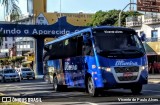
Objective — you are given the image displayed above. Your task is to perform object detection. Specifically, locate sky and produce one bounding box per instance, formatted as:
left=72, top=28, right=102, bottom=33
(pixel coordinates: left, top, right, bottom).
left=0, top=0, right=136, bottom=21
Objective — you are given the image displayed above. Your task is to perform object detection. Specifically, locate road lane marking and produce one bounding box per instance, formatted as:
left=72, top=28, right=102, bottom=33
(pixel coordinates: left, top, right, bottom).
left=86, top=102, right=98, bottom=105
left=0, top=93, right=5, bottom=96
left=97, top=102, right=151, bottom=105
left=143, top=90, right=160, bottom=93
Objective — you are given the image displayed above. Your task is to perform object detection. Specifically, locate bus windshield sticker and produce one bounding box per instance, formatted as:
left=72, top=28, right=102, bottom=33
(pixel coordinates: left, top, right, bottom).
left=104, top=30, right=123, bottom=34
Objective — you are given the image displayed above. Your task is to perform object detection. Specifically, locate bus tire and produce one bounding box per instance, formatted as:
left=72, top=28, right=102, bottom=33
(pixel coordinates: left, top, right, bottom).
left=2, top=77, right=6, bottom=83
left=53, top=76, right=61, bottom=91
left=131, top=85, right=142, bottom=94
left=87, top=76, right=99, bottom=97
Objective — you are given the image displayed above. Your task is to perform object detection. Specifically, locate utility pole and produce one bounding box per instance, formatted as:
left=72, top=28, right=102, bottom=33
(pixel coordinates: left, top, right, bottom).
left=118, top=2, right=137, bottom=26
left=130, top=0, right=135, bottom=11
left=130, top=0, right=131, bottom=11
left=60, top=0, right=62, bottom=17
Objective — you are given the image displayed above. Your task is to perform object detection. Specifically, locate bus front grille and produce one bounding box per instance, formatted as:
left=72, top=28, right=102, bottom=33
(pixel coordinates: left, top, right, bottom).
left=114, top=66, right=139, bottom=73
left=118, top=76, right=137, bottom=81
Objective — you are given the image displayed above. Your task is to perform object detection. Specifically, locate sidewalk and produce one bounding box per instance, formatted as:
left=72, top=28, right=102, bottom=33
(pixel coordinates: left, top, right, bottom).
left=148, top=74, right=160, bottom=84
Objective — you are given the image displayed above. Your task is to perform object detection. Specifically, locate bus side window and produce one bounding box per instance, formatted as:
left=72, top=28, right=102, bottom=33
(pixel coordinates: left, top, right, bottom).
left=68, top=37, right=77, bottom=57
left=83, top=39, right=93, bottom=56
left=76, top=36, right=83, bottom=56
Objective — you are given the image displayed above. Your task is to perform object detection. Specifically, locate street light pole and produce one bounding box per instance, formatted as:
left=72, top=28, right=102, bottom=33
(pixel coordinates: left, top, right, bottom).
left=118, top=3, right=137, bottom=27
left=60, top=0, right=62, bottom=17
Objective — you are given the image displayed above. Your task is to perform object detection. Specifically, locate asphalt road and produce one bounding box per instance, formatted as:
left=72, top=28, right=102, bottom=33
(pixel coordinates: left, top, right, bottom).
left=0, top=79, right=160, bottom=105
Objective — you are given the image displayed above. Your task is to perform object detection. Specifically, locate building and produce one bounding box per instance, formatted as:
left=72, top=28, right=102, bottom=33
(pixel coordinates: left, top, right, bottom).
left=126, top=13, right=160, bottom=74
left=12, top=13, right=34, bottom=24
left=0, top=37, right=16, bottom=58
left=15, top=37, right=35, bottom=56
left=0, top=21, right=15, bottom=58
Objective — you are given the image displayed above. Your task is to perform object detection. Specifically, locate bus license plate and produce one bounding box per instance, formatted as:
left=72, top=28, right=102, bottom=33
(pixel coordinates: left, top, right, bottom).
left=123, top=72, right=133, bottom=77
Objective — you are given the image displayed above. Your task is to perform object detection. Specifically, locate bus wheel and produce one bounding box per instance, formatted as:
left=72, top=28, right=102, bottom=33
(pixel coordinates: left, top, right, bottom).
left=87, top=77, right=99, bottom=97
left=131, top=85, right=142, bottom=94
left=53, top=76, right=60, bottom=91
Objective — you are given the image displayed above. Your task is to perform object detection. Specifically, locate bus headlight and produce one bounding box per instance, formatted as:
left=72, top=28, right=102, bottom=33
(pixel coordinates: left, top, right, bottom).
left=98, top=67, right=111, bottom=72
left=140, top=65, right=148, bottom=71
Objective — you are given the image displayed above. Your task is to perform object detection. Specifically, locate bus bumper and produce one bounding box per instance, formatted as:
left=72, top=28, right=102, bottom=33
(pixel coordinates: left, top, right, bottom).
left=102, top=71, right=148, bottom=89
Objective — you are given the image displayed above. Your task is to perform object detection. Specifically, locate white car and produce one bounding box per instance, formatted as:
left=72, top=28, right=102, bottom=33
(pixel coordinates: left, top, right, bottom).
left=20, top=68, right=35, bottom=80
left=0, top=68, right=21, bottom=82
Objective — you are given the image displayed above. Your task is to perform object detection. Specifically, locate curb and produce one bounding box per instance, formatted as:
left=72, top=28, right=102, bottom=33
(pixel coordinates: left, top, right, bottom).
left=148, top=80, right=160, bottom=84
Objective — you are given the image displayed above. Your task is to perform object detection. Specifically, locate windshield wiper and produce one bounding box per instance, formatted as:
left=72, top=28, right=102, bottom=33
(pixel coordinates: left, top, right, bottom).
left=99, top=49, right=123, bottom=54
left=110, top=49, right=123, bottom=54
left=122, top=48, right=143, bottom=54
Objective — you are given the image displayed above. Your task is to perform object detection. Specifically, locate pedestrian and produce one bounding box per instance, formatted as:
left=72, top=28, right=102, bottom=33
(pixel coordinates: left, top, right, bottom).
left=153, top=61, right=157, bottom=74
left=148, top=63, right=152, bottom=74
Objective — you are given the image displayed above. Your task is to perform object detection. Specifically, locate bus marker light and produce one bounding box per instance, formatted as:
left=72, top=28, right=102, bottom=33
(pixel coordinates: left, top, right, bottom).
left=98, top=67, right=101, bottom=69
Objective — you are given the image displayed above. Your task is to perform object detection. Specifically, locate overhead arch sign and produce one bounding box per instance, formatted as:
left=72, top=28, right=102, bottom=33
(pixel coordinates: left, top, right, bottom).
left=0, top=17, right=88, bottom=37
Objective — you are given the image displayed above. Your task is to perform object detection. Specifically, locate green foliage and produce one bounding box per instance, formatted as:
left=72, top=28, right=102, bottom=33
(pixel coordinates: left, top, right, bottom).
left=22, top=63, right=27, bottom=67
left=0, top=57, right=10, bottom=65
left=0, top=56, right=24, bottom=66
left=0, top=0, right=21, bottom=21
left=10, top=9, right=21, bottom=21
left=15, top=56, right=25, bottom=62
left=87, top=10, right=143, bottom=27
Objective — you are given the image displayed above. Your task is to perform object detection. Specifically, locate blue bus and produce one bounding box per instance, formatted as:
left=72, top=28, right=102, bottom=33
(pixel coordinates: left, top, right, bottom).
left=43, top=26, right=148, bottom=96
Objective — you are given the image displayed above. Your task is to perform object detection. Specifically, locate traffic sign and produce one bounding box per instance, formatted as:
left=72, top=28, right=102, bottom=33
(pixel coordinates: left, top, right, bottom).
left=137, top=0, right=160, bottom=12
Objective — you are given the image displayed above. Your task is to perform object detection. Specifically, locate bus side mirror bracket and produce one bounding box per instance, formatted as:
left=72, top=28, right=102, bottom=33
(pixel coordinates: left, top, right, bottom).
left=83, top=36, right=88, bottom=44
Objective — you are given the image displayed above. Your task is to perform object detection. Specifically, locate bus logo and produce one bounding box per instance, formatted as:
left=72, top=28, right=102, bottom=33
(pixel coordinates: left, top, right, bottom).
left=66, top=58, right=70, bottom=61
left=64, top=62, right=77, bottom=70
left=115, top=60, right=138, bottom=66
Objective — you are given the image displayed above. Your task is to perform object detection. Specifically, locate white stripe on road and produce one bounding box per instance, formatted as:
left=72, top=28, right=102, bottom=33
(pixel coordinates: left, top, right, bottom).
left=97, top=102, right=149, bottom=105
left=86, top=102, right=98, bottom=105
left=143, top=90, right=160, bottom=93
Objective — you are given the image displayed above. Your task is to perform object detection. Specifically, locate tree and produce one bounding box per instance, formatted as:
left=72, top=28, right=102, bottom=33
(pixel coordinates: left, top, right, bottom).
left=10, top=8, right=21, bottom=21
left=87, top=10, right=142, bottom=27
left=0, top=0, right=21, bottom=21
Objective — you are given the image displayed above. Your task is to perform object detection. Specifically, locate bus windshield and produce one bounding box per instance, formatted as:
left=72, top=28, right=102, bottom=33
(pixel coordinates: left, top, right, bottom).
left=93, top=29, right=145, bottom=58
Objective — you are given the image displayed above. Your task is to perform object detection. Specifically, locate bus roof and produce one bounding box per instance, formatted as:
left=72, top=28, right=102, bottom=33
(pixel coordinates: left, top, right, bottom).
left=45, top=26, right=134, bottom=45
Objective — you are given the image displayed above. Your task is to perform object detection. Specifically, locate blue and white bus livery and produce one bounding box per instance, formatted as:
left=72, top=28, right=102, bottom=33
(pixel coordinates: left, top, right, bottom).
left=43, top=26, right=148, bottom=96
